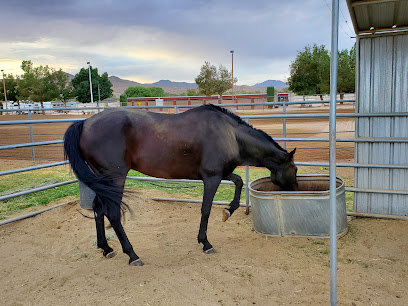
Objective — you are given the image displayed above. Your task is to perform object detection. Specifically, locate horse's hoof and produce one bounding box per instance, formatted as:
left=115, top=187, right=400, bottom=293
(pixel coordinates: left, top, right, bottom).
left=204, top=247, right=217, bottom=254
left=105, top=251, right=117, bottom=258
left=129, top=259, right=144, bottom=266
left=222, top=209, right=231, bottom=222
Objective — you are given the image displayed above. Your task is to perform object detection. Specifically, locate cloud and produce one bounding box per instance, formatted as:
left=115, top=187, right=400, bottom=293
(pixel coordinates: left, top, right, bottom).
left=0, top=0, right=356, bottom=85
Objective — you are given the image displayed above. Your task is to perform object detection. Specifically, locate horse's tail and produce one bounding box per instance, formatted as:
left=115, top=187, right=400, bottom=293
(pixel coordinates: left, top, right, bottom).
left=64, top=120, right=123, bottom=214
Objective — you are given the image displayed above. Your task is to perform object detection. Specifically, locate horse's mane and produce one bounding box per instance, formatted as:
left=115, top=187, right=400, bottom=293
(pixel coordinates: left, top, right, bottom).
left=200, top=104, right=287, bottom=152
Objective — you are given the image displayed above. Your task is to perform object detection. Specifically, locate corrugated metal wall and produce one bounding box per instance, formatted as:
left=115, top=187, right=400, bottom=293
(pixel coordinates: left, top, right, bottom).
left=355, top=33, right=408, bottom=215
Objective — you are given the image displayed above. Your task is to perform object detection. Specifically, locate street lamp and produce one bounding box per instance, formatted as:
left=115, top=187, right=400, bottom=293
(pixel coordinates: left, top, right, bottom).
left=87, top=62, right=94, bottom=104
left=1, top=69, right=7, bottom=103
left=230, top=50, right=234, bottom=102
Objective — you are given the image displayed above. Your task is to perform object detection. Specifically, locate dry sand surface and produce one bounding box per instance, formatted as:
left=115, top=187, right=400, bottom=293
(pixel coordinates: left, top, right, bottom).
left=1, top=189, right=408, bottom=305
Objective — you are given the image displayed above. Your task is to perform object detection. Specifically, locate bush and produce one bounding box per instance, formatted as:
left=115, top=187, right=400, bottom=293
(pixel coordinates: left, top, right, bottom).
left=267, top=86, right=275, bottom=102
left=149, top=87, right=165, bottom=97
left=120, top=94, right=128, bottom=102
left=187, top=89, right=197, bottom=96
left=124, top=86, right=152, bottom=98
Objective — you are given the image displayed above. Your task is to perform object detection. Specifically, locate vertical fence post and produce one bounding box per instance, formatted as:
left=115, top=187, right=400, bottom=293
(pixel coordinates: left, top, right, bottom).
left=329, top=0, right=339, bottom=305
left=28, top=110, right=35, bottom=161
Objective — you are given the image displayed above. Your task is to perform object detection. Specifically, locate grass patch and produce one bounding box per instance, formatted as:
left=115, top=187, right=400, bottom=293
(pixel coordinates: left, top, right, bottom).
left=0, top=164, right=355, bottom=220
left=125, top=168, right=255, bottom=203
left=346, top=192, right=354, bottom=212
left=0, top=167, right=73, bottom=195
left=0, top=166, right=79, bottom=220
left=312, top=241, right=326, bottom=246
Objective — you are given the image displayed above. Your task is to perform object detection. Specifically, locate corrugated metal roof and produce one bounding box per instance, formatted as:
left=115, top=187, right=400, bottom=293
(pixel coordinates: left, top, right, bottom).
left=347, top=0, right=408, bottom=34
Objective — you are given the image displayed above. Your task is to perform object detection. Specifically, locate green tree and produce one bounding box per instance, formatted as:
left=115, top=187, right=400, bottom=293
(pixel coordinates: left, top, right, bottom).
left=195, top=61, right=237, bottom=96
left=288, top=44, right=330, bottom=97
left=54, top=69, right=74, bottom=105
left=316, top=47, right=330, bottom=98
left=71, top=67, right=113, bottom=103
left=337, top=45, right=356, bottom=95
left=96, top=72, right=113, bottom=101
left=0, top=73, right=18, bottom=102
left=288, top=44, right=355, bottom=99
left=18, top=60, right=59, bottom=112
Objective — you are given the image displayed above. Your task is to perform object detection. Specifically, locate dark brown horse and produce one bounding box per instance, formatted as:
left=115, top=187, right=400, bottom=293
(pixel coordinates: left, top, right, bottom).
left=64, top=104, right=297, bottom=266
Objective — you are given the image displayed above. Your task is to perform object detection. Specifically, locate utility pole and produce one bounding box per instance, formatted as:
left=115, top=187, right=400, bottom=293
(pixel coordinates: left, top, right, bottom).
left=97, top=83, right=100, bottom=112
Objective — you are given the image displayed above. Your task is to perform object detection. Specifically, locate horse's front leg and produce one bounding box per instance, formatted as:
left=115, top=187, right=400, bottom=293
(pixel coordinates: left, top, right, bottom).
left=222, top=173, right=243, bottom=222
left=198, top=175, right=222, bottom=254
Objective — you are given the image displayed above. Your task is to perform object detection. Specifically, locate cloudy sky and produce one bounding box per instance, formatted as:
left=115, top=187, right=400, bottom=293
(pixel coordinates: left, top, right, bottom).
left=0, top=0, right=356, bottom=85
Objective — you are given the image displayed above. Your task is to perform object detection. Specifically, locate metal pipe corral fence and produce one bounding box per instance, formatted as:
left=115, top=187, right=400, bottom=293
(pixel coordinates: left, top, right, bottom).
left=1, top=99, right=407, bottom=203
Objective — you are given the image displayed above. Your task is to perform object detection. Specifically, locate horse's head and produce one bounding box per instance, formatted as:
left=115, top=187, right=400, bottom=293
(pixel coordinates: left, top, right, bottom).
left=269, top=148, right=298, bottom=191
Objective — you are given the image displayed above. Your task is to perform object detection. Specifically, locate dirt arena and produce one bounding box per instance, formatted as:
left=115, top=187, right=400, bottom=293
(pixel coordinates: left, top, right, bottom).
left=1, top=190, right=408, bottom=305
left=2, top=104, right=408, bottom=305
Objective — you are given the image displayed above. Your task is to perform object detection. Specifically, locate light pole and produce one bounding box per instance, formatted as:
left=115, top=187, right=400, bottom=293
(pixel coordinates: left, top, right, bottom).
left=230, top=50, right=234, bottom=102
left=87, top=62, right=94, bottom=104
left=1, top=69, right=7, bottom=103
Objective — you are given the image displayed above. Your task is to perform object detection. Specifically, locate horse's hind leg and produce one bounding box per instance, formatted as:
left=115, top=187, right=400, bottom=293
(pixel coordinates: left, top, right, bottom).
left=106, top=176, right=142, bottom=266
left=94, top=198, right=116, bottom=258
left=106, top=205, right=143, bottom=266
left=93, top=173, right=142, bottom=266
left=222, top=173, right=243, bottom=222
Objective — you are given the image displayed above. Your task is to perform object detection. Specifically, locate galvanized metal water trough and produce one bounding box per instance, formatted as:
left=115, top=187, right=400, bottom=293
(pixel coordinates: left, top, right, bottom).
left=249, top=175, right=347, bottom=238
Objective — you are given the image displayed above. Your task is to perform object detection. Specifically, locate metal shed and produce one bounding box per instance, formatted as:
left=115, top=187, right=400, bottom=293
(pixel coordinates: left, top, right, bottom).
left=347, top=0, right=408, bottom=215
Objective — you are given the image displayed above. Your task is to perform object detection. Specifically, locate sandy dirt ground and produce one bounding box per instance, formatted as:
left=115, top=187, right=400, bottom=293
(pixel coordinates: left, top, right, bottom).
left=2, top=104, right=408, bottom=305
left=1, top=189, right=408, bottom=306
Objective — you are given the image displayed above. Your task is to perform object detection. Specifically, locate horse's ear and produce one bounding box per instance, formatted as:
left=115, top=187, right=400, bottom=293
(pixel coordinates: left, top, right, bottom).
left=289, top=148, right=296, bottom=159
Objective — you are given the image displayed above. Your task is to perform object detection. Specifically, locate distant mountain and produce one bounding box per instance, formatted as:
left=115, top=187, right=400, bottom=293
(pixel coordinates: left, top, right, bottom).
left=108, top=76, right=143, bottom=96
left=253, top=80, right=288, bottom=88
left=108, top=76, right=198, bottom=96
left=66, top=73, right=75, bottom=81
left=107, top=75, right=287, bottom=97
left=67, top=72, right=288, bottom=97
left=148, top=80, right=197, bottom=88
